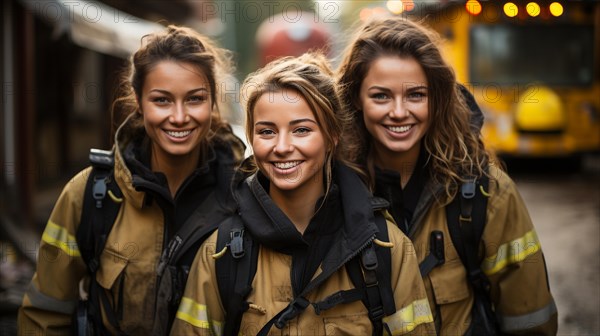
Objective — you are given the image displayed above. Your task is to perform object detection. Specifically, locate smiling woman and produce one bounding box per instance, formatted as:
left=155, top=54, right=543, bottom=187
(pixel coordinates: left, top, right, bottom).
left=337, top=17, right=558, bottom=335
left=170, top=53, right=435, bottom=336
left=139, top=61, right=213, bottom=194
left=251, top=89, right=327, bottom=224
left=18, top=25, right=245, bottom=335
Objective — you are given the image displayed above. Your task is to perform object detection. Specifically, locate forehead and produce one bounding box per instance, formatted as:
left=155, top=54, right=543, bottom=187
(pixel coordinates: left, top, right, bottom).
left=253, top=89, right=316, bottom=121
left=144, top=61, right=209, bottom=87
left=363, top=56, right=427, bottom=87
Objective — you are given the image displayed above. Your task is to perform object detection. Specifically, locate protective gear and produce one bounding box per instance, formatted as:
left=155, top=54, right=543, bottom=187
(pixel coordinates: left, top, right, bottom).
left=18, top=116, right=244, bottom=335
left=376, top=164, right=558, bottom=335
left=171, top=163, right=436, bottom=335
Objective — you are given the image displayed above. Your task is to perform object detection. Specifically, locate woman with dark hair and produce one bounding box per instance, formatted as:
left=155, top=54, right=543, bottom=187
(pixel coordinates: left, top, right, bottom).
left=19, top=25, right=244, bottom=335
left=337, top=18, right=557, bottom=335
left=171, top=53, right=434, bottom=335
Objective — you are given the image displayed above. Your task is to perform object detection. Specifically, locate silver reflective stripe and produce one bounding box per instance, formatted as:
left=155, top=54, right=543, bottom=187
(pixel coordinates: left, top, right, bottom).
left=26, top=283, right=78, bottom=315
left=498, top=300, right=557, bottom=332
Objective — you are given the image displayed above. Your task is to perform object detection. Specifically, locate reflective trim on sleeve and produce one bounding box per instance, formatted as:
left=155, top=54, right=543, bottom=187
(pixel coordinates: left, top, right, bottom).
left=42, top=220, right=81, bottom=257
left=26, top=283, right=78, bottom=315
left=175, top=297, right=223, bottom=335
left=383, top=298, right=433, bottom=335
left=498, top=300, right=557, bottom=332
left=481, top=230, right=540, bottom=276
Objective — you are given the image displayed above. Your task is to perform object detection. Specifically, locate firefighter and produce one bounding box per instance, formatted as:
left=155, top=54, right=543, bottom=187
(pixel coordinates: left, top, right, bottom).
left=18, top=25, right=244, bottom=335
left=337, top=17, right=558, bottom=335
left=171, top=53, right=435, bottom=335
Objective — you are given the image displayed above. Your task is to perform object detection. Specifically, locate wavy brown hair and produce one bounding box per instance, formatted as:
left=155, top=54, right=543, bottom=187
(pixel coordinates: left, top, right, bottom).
left=241, top=53, right=364, bottom=187
left=111, top=25, right=235, bottom=151
left=337, top=17, right=496, bottom=199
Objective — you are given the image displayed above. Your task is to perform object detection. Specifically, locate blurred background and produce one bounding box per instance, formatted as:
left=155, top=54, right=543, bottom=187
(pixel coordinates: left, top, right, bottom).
left=1, top=0, right=599, bottom=334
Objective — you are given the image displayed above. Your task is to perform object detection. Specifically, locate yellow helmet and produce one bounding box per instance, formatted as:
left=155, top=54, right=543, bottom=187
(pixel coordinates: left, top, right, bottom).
left=515, top=86, right=565, bottom=132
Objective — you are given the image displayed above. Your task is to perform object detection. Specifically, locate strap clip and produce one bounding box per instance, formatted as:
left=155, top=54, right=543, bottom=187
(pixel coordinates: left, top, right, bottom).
left=92, top=177, right=107, bottom=209
left=461, top=178, right=477, bottom=199
left=275, top=297, right=310, bottom=329
left=361, top=244, right=378, bottom=271
left=229, top=228, right=245, bottom=259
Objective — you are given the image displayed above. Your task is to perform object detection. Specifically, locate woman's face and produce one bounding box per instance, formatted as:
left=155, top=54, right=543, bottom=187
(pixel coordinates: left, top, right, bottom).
left=252, top=89, right=327, bottom=196
left=140, top=60, right=212, bottom=163
left=359, top=56, right=430, bottom=162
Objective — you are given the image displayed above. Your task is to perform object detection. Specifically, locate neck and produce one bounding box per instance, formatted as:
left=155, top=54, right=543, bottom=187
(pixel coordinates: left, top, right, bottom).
left=151, top=146, right=201, bottom=197
left=269, top=179, right=324, bottom=235
left=373, top=143, right=421, bottom=189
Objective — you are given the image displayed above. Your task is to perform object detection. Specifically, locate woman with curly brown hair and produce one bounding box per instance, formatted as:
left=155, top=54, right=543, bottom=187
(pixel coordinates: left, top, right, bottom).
left=337, top=17, right=557, bottom=335
left=19, top=25, right=245, bottom=335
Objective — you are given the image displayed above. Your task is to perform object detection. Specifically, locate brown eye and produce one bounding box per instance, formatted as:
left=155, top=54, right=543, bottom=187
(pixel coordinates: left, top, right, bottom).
left=372, top=93, right=388, bottom=100
left=152, top=97, right=170, bottom=104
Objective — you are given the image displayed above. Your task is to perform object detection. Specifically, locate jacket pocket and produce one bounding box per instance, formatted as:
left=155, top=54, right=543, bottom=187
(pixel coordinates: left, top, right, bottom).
left=429, top=259, right=470, bottom=304
left=97, top=248, right=128, bottom=290
left=323, top=311, right=370, bottom=335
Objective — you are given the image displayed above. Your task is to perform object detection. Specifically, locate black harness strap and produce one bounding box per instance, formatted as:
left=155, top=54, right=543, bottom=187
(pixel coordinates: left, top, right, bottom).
left=447, top=175, right=497, bottom=335
left=345, top=212, right=395, bottom=335
left=77, top=149, right=124, bottom=336
left=311, top=289, right=363, bottom=315
left=216, top=216, right=258, bottom=336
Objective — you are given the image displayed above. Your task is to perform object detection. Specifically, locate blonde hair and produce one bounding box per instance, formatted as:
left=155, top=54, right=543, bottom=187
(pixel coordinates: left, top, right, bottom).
left=241, top=53, right=364, bottom=188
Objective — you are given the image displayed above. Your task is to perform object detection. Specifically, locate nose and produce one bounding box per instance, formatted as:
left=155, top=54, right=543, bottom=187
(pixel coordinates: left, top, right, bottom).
left=273, top=133, right=293, bottom=154
left=388, top=98, right=410, bottom=119
left=169, top=103, right=190, bottom=125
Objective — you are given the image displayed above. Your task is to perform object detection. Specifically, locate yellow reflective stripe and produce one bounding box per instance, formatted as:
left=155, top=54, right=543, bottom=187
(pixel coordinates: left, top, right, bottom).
left=383, top=298, right=433, bottom=335
left=41, top=220, right=80, bottom=257
left=482, top=230, right=541, bottom=276
left=175, top=297, right=223, bottom=335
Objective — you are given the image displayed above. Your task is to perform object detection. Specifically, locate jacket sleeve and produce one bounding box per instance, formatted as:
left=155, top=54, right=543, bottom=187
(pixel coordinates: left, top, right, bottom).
left=482, top=167, right=558, bottom=335
left=383, top=221, right=436, bottom=335
left=18, top=168, right=90, bottom=335
left=170, top=231, right=225, bottom=336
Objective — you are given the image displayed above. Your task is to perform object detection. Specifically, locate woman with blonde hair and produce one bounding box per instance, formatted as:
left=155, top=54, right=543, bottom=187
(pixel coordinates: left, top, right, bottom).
left=337, top=17, right=557, bottom=335
left=171, top=53, right=435, bottom=335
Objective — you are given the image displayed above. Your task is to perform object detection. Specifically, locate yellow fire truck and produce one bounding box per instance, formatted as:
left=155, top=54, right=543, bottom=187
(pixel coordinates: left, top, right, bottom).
left=417, top=0, right=600, bottom=162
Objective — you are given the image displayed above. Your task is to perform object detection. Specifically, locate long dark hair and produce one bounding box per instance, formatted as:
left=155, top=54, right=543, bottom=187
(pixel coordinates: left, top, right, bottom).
left=337, top=18, right=494, bottom=198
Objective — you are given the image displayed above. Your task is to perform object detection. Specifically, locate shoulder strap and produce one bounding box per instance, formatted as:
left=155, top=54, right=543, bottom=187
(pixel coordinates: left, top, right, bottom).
left=215, top=216, right=258, bottom=336
left=446, top=175, right=488, bottom=274
left=77, top=148, right=124, bottom=335
left=78, top=149, right=122, bottom=267
left=345, top=210, right=396, bottom=335
left=446, top=174, right=498, bottom=335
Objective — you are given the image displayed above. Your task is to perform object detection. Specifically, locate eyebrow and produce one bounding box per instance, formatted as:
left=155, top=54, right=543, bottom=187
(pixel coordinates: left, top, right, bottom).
left=368, top=85, right=428, bottom=91
left=149, top=88, right=209, bottom=95
left=254, top=118, right=318, bottom=127
left=368, top=85, right=391, bottom=92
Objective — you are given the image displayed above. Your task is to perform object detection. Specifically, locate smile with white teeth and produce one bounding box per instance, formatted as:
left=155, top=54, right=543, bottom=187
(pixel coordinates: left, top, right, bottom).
left=273, top=161, right=302, bottom=169
left=165, top=130, right=192, bottom=138
left=386, top=125, right=412, bottom=133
